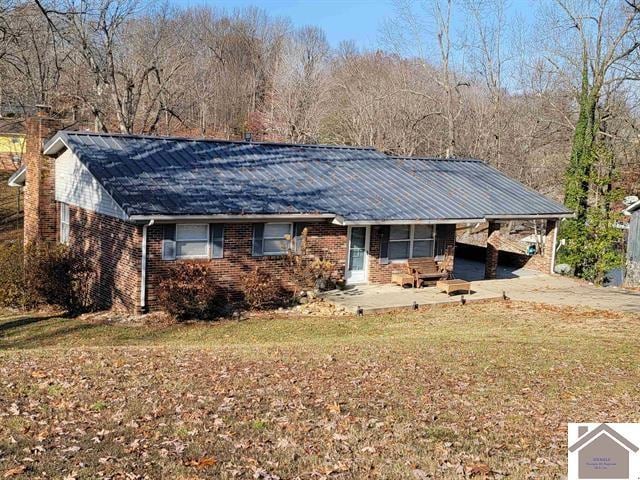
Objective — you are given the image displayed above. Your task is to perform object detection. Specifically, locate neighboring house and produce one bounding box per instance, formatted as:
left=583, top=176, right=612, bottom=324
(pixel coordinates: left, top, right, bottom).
left=0, top=119, right=25, bottom=172
left=569, top=424, right=639, bottom=479
left=623, top=199, right=640, bottom=286
left=9, top=112, right=572, bottom=313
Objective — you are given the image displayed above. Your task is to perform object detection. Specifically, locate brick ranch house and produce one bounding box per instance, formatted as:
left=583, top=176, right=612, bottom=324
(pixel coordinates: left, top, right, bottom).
left=9, top=112, right=573, bottom=313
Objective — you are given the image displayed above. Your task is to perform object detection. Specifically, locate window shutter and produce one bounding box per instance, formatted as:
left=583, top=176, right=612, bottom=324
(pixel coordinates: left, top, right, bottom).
left=379, top=225, right=390, bottom=264
left=293, top=222, right=308, bottom=254
left=210, top=224, right=224, bottom=259
left=252, top=223, right=264, bottom=256
left=162, top=224, right=176, bottom=260
left=435, top=224, right=453, bottom=256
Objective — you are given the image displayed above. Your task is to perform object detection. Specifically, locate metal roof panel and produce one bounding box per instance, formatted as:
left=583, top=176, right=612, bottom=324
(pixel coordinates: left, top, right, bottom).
left=46, top=131, right=572, bottom=220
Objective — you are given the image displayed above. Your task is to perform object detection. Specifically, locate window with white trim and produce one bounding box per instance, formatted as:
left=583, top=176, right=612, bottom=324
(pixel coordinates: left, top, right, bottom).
left=175, top=224, right=209, bottom=259
left=263, top=222, right=292, bottom=255
left=60, top=203, right=70, bottom=245
left=388, top=225, right=435, bottom=260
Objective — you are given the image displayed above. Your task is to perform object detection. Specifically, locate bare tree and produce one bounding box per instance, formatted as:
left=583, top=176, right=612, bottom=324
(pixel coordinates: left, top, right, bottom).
left=540, top=0, right=640, bottom=216
left=385, top=0, right=468, bottom=157
left=272, top=26, right=330, bottom=143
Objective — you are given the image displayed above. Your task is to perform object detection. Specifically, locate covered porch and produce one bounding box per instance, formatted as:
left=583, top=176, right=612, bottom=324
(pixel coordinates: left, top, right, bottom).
left=344, top=217, right=562, bottom=288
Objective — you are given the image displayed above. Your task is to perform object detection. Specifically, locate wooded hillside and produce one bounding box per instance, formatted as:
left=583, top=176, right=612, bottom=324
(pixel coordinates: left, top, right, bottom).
left=0, top=0, right=638, bottom=203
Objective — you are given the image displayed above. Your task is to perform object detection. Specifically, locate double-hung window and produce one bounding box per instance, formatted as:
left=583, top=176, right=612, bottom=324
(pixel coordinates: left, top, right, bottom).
left=388, top=225, right=435, bottom=260
left=263, top=223, right=292, bottom=255
left=59, top=203, right=70, bottom=245
left=175, top=224, right=209, bottom=259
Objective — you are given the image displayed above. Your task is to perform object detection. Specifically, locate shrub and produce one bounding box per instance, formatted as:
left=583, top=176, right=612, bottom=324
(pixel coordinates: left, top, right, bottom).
left=23, top=243, right=94, bottom=313
left=157, top=263, right=228, bottom=320
left=0, top=241, right=93, bottom=312
left=285, top=227, right=338, bottom=293
left=0, top=241, right=26, bottom=308
left=240, top=266, right=290, bottom=310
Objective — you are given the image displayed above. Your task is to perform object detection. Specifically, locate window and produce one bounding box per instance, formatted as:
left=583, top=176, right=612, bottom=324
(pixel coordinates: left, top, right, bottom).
left=60, top=203, right=70, bottom=245
left=175, top=224, right=209, bottom=259
left=388, top=225, right=435, bottom=260
left=412, top=225, right=435, bottom=258
left=263, top=222, right=292, bottom=255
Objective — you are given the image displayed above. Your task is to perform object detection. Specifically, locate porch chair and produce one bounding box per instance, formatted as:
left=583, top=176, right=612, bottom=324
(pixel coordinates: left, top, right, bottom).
left=437, top=246, right=455, bottom=280
left=407, top=258, right=448, bottom=288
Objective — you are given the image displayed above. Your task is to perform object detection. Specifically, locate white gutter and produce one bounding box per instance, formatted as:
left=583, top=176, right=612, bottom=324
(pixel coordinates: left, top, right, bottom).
left=484, top=213, right=574, bottom=220
left=623, top=200, right=640, bottom=216
left=332, top=213, right=574, bottom=226
left=129, top=213, right=336, bottom=223
left=140, top=219, right=154, bottom=311
left=332, top=217, right=484, bottom=226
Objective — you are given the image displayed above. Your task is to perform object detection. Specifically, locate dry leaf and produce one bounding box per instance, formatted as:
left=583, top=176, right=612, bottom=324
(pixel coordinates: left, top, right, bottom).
left=196, top=457, right=216, bottom=468
left=412, top=469, right=431, bottom=480
left=3, top=466, right=26, bottom=478
left=467, top=463, right=491, bottom=476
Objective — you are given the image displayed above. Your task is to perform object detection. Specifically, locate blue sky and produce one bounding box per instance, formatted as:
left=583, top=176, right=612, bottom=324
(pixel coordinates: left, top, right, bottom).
left=175, top=0, right=536, bottom=49
left=175, top=0, right=394, bottom=48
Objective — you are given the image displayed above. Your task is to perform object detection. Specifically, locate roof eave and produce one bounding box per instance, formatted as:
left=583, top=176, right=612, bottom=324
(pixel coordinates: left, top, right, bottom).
left=42, top=134, right=69, bottom=156
left=7, top=165, right=26, bottom=187
left=623, top=200, right=640, bottom=216
left=333, top=217, right=484, bottom=226
left=484, top=212, right=574, bottom=220
left=128, top=213, right=337, bottom=223
left=333, top=213, right=574, bottom=226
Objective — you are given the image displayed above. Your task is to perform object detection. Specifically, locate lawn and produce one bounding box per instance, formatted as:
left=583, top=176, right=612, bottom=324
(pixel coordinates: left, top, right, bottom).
left=1, top=301, right=639, bottom=479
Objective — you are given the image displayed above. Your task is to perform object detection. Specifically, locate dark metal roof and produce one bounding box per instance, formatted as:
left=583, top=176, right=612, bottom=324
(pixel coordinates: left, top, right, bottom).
left=46, top=131, right=572, bottom=221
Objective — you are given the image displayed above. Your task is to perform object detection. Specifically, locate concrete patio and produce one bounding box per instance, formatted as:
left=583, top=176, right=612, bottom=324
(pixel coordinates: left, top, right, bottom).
left=321, top=259, right=640, bottom=314
left=321, top=282, right=500, bottom=314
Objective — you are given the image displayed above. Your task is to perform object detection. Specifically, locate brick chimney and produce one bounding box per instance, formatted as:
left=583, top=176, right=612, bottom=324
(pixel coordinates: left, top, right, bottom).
left=23, top=105, right=63, bottom=245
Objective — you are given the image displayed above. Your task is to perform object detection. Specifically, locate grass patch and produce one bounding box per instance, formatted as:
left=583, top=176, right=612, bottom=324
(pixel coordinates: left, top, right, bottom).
left=1, top=302, right=639, bottom=478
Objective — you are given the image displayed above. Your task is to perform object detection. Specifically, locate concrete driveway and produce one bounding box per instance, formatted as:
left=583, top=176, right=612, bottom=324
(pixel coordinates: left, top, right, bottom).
left=476, top=274, right=640, bottom=313
left=322, top=259, right=640, bottom=314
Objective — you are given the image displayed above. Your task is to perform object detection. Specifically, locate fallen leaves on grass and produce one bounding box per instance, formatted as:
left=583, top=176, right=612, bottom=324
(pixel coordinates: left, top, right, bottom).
left=184, top=456, right=217, bottom=468
left=0, top=303, right=639, bottom=478
left=3, top=466, right=25, bottom=478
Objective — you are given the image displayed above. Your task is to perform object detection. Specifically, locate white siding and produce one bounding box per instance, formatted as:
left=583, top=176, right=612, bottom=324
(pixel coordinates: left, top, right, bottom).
left=54, top=149, right=128, bottom=220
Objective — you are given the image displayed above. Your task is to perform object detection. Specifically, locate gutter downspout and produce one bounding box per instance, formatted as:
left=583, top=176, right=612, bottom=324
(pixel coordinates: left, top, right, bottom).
left=140, top=220, right=154, bottom=312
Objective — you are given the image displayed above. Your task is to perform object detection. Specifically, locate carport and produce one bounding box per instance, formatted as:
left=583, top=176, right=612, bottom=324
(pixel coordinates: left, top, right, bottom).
left=470, top=214, right=571, bottom=280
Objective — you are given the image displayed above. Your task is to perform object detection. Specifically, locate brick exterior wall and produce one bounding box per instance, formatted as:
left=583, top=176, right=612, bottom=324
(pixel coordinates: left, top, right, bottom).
left=522, top=219, right=557, bottom=274
left=23, top=114, right=63, bottom=245
left=368, top=224, right=456, bottom=284
left=459, top=219, right=558, bottom=278
left=66, top=204, right=142, bottom=312
left=145, top=221, right=349, bottom=310
left=484, top=221, right=501, bottom=279
left=0, top=151, right=21, bottom=171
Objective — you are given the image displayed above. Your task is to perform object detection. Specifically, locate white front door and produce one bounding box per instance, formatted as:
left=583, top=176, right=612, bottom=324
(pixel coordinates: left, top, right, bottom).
left=346, top=226, right=370, bottom=284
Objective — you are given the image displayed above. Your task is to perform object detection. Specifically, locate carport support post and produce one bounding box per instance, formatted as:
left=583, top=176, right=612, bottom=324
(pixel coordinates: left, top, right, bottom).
left=546, top=219, right=558, bottom=274
left=484, top=221, right=500, bottom=280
